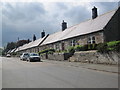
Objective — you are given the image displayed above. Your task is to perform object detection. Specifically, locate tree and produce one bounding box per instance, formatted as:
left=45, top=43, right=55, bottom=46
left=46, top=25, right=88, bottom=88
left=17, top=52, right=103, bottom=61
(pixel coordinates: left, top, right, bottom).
left=4, top=42, right=16, bottom=53
left=16, top=40, right=29, bottom=47
left=0, top=48, right=3, bottom=56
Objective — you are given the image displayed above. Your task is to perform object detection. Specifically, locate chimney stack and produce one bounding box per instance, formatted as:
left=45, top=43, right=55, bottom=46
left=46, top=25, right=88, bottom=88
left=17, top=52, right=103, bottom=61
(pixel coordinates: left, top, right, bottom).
left=92, top=6, right=98, bottom=19
left=41, top=30, right=45, bottom=38
left=33, top=34, right=36, bottom=41
left=62, top=20, right=67, bottom=31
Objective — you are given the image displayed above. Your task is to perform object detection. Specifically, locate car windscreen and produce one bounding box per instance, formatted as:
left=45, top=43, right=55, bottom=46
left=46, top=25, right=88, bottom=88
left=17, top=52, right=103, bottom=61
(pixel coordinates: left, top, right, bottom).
left=24, top=53, right=29, bottom=56
left=30, top=53, right=39, bottom=56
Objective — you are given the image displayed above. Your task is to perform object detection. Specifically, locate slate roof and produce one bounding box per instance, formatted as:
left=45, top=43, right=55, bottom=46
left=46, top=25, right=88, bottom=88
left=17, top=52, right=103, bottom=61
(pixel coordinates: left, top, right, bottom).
left=14, top=48, right=18, bottom=52
left=10, top=48, right=16, bottom=53
left=7, top=50, right=11, bottom=53
left=41, top=9, right=116, bottom=45
left=16, top=35, right=48, bottom=51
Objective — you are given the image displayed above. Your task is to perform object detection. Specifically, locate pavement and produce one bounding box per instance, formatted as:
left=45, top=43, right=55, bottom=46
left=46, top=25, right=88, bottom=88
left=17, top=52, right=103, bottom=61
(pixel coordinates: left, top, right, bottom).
left=43, top=59, right=119, bottom=74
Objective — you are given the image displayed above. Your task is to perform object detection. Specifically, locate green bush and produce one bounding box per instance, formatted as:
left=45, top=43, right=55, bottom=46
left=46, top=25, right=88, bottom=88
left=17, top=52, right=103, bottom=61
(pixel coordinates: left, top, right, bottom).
left=60, top=50, right=68, bottom=53
left=38, top=48, right=55, bottom=55
left=12, top=52, right=17, bottom=55
left=107, top=41, right=120, bottom=47
left=107, top=41, right=120, bottom=52
left=115, top=42, right=120, bottom=52
left=96, top=43, right=108, bottom=53
left=96, top=41, right=120, bottom=53
left=74, top=45, right=82, bottom=51
left=80, top=44, right=88, bottom=51
left=88, top=44, right=97, bottom=50
left=68, top=46, right=75, bottom=54
left=48, top=51, right=54, bottom=54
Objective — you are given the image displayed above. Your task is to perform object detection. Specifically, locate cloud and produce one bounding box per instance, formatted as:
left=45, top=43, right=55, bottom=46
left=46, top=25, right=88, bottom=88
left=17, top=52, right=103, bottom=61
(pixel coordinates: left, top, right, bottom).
left=2, top=2, right=118, bottom=46
left=2, top=2, right=46, bottom=29
left=2, top=2, right=45, bottom=21
left=0, top=3, right=2, bottom=47
left=63, top=4, right=90, bottom=25
left=89, top=2, right=118, bottom=14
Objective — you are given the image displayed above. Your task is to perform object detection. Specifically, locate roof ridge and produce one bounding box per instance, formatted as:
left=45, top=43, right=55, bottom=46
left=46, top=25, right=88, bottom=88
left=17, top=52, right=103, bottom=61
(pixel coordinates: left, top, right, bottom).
left=66, top=9, right=117, bottom=30
left=48, top=9, right=117, bottom=38
left=98, top=9, right=117, bottom=17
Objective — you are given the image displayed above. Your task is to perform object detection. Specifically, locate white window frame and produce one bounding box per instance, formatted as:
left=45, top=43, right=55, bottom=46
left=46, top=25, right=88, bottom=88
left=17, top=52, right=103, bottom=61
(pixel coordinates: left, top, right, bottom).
left=70, top=40, right=76, bottom=46
left=88, top=36, right=96, bottom=44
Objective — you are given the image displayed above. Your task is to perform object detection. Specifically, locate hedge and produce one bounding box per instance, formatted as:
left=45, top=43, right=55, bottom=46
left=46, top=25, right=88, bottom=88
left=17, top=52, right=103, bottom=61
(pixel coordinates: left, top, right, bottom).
left=38, top=48, right=55, bottom=55
left=39, top=41, right=120, bottom=55
left=96, top=43, right=108, bottom=53
left=67, top=40, right=120, bottom=53
left=97, top=41, right=120, bottom=53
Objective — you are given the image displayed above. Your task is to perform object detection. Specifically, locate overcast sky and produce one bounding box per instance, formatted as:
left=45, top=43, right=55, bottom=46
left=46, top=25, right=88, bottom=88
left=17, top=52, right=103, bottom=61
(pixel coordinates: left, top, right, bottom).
left=1, top=1, right=119, bottom=47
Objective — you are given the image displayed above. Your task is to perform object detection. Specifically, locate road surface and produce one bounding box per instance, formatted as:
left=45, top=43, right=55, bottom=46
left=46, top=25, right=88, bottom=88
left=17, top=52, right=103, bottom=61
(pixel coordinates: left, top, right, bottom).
left=0, top=57, right=2, bottom=89
left=2, top=57, right=118, bottom=88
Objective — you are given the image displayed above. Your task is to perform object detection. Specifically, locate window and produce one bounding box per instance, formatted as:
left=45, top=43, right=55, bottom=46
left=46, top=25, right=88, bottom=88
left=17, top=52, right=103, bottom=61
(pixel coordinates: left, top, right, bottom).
left=55, top=43, right=59, bottom=50
left=87, top=36, right=96, bottom=44
left=70, top=40, right=76, bottom=46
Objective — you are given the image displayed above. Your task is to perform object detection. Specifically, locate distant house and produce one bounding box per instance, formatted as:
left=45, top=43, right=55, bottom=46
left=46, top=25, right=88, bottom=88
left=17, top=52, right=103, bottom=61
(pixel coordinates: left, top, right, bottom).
left=10, top=48, right=16, bottom=54
left=15, top=35, right=49, bottom=54
left=15, top=6, right=120, bottom=54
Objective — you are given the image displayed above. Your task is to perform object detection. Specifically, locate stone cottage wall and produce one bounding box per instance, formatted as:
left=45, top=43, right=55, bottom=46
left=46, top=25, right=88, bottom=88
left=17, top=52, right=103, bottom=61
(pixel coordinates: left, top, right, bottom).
left=39, top=31, right=104, bottom=52
left=60, top=31, right=104, bottom=51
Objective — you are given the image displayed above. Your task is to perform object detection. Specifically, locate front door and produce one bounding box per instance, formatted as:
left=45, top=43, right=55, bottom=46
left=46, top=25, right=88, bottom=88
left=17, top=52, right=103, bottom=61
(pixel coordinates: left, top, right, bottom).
left=61, top=43, right=65, bottom=51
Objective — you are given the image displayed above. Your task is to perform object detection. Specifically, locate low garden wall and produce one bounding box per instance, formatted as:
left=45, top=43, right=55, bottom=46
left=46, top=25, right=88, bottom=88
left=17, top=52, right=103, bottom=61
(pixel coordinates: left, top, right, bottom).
left=69, top=50, right=120, bottom=65
left=41, top=53, right=70, bottom=61
left=40, top=51, right=120, bottom=65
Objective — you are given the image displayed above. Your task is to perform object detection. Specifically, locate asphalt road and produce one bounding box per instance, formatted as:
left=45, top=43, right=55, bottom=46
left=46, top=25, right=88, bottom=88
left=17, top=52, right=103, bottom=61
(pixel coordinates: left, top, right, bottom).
left=2, top=57, right=118, bottom=88
left=0, top=57, right=2, bottom=89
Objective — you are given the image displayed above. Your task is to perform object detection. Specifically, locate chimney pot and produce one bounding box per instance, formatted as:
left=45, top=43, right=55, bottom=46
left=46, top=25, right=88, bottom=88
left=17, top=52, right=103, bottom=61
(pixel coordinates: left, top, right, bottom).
left=41, top=30, right=45, bottom=38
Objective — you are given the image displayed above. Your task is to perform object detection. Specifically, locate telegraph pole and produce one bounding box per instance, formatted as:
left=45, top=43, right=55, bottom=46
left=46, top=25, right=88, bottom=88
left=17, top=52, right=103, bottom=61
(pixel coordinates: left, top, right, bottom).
left=18, top=37, right=19, bottom=55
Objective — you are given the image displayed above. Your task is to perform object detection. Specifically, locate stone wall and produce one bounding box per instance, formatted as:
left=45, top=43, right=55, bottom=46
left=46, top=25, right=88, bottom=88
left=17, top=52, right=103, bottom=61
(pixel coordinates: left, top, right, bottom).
left=41, top=53, right=70, bottom=61
left=40, top=53, right=47, bottom=60
left=69, top=50, right=120, bottom=65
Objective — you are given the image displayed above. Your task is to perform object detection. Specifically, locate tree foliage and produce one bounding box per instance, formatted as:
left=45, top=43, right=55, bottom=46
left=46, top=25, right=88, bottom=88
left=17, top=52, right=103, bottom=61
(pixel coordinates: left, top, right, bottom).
left=16, top=40, right=30, bottom=48
left=3, top=39, right=31, bottom=53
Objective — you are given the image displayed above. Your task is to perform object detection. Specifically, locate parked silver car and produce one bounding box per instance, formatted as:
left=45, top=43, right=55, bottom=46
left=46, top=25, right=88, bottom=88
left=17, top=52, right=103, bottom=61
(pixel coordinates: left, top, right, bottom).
left=27, top=53, right=41, bottom=62
left=20, top=53, right=29, bottom=61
